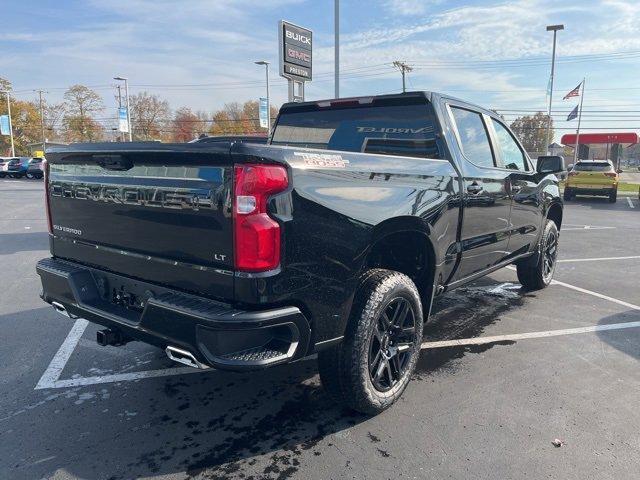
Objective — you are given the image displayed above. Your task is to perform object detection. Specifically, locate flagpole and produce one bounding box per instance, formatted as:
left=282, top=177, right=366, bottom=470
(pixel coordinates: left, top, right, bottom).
left=573, top=77, right=586, bottom=163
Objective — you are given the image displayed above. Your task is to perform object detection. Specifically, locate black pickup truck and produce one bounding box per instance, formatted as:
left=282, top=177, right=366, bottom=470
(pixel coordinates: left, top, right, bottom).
left=37, top=92, right=564, bottom=414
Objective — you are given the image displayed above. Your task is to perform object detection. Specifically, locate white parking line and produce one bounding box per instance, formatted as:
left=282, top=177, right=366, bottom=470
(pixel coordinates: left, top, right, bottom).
left=558, top=255, right=640, bottom=263
left=551, top=279, right=640, bottom=311
left=35, top=275, right=640, bottom=390
left=421, top=321, right=640, bottom=349
left=50, top=365, right=202, bottom=389
left=562, top=226, right=615, bottom=231
left=35, top=319, right=90, bottom=390
left=627, top=197, right=636, bottom=209
left=34, top=318, right=200, bottom=390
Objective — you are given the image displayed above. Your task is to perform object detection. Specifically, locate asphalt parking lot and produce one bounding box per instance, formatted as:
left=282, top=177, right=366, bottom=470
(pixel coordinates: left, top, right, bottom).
left=1, top=178, right=638, bottom=480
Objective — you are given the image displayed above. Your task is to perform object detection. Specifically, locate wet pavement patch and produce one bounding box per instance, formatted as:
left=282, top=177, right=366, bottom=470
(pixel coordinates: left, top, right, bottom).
left=415, top=283, right=526, bottom=376
left=90, top=363, right=369, bottom=480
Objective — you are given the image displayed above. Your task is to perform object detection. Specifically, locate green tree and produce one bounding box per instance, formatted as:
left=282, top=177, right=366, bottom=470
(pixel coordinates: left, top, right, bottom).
left=130, top=91, right=171, bottom=140
left=63, top=84, right=104, bottom=142
left=0, top=77, right=43, bottom=155
left=509, top=112, right=553, bottom=153
left=172, top=107, right=200, bottom=142
left=43, top=100, right=66, bottom=142
left=208, top=100, right=276, bottom=136
left=0, top=98, right=42, bottom=155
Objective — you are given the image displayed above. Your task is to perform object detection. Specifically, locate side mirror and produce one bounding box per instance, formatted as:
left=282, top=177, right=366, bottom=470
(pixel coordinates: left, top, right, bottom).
left=537, top=155, right=564, bottom=174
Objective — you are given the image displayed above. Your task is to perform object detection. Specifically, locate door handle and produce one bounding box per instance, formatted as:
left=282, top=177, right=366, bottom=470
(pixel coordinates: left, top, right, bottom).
left=467, top=183, right=483, bottom=194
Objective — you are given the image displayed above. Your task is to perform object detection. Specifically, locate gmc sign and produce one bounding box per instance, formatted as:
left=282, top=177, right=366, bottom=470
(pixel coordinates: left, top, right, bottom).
left=279, top=20, right=312, bottom=81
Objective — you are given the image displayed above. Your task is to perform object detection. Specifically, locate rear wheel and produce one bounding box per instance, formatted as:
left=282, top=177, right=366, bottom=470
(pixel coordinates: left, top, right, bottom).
left=516, top=219, right=559, bottom=290
left=25, top=172, right=34, bottom=179
left=318, top=269, right=423, bottom=415
left=563, top=188, right=573, bottom=201
left=609, top=189, right=617, bottom=203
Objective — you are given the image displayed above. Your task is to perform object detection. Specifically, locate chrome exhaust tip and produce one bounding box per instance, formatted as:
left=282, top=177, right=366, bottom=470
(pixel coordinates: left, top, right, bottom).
left=51, top=301, right=70, bottom=318
left=165, top=346, right=209, bottom=370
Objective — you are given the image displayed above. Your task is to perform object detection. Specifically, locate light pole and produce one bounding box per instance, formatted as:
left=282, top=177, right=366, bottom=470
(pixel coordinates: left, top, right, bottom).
left=114, top=76, right=132, bottom=141
left=335, top=0, right=339, bottom=98
left=35, top=89, right=47, bottom=152
left=254, top=61, right=271, bottom=134
left=1, top=90, right=15, bottom=156
left=545, top=24, right=564, bottom=154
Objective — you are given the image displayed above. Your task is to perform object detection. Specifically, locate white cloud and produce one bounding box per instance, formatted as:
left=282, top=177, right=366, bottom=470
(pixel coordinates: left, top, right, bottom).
left=383, top=0, right=443, bottom=16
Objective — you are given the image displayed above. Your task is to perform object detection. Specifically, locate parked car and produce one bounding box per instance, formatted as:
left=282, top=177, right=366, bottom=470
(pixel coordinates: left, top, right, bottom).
left=564, top=159, right=619, bottom=202
left=0, top=157, right=10, bottom=174
left=26, top=157, right=44, bottom=179
left=37, top=91, right=564, bottom=414
left=0, top=158, right=28, bottom=178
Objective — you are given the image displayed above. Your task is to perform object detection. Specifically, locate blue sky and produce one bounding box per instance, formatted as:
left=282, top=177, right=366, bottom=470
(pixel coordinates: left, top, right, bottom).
left=2, top=0, right=640, bottom=141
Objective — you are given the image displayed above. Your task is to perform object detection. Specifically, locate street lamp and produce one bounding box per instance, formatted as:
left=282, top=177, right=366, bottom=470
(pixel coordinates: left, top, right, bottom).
left=335, top=0, right=339, bottom=98
left=545, top=24, right=564, bottom=154
left=254, top=61, right=271, bottom=135
left=114, top=76, right=132, bottom=141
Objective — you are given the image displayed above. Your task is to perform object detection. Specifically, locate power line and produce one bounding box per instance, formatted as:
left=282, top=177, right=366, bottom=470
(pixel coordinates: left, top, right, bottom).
left=11, top=48, right=640, bottom=94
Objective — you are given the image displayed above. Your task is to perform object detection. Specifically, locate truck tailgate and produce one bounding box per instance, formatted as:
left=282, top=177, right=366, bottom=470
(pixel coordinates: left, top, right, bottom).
left=46, top=143, right=235, bottom=301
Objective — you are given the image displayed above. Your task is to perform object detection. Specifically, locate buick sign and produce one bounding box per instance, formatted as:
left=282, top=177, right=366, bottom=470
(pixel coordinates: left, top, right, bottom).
left=279, top=20, right=312, bottom=81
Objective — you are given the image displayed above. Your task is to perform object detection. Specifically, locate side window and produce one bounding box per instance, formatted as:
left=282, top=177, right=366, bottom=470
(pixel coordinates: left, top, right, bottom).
left=491, top=119, right=528, bottom=171
left=450, top=107, right=495, bottom=168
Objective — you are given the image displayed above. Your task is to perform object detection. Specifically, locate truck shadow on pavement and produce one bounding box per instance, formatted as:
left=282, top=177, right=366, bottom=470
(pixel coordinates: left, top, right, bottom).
left=596, top=310, right=640, bottom=361
left=24, top=278, right=530, bottom=480
left=0, top=232, right=49, bottom=255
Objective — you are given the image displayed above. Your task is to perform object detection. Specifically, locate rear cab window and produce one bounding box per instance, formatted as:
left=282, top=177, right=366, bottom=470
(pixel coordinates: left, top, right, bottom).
left=271, top=96, right=442, bottom=159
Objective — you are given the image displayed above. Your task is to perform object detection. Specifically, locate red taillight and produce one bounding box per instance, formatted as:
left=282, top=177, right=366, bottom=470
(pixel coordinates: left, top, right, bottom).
left=604, top=172, right=617, bottom=178
left=568, top=171, right=578, bottom=176
left=43, top=159, right=53, bottom=234
left=233, top=164, right=288, bottom=272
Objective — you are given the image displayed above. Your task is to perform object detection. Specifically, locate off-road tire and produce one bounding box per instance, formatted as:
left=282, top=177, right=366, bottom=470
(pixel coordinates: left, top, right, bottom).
left=516, top=219, right=559, bottom=290
left=563, top=189, right=573, bottom=201
left=609, top=189, right=617, bottom=203
left=318, top=269, right=423, bottom=415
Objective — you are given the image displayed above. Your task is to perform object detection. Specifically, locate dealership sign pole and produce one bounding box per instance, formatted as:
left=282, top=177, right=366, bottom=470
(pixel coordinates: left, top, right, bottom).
left=279, top=20, right=312, bottom=102
left=0, top=91, right=15, bottom=156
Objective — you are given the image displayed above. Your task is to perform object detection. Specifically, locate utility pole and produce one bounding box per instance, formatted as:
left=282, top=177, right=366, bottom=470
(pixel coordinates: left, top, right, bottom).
left=392, top=61, right=413, bottom=93
left=545, top=24, right=564, bottom=154
left=335, top=0, right=340, bottom=98
left=35, top=89, right=47, bottom=152
left=573, top=78, right=586, bottom=164
left=2, top=90, right=15, bottom=157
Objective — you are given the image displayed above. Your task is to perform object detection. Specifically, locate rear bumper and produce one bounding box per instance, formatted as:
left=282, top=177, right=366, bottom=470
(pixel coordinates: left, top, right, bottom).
left=566, top=186, right=616, bottom=196
left=36, top=257, right=311, bottom=370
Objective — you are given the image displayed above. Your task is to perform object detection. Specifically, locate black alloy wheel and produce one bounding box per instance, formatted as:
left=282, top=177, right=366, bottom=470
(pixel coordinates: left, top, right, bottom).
left=368, top=297, right=417, bottom=392
left=542, top=227, right=558, bottom=283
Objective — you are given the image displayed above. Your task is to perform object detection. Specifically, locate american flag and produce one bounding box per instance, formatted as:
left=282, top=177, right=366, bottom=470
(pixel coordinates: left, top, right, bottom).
left=563, top=83, right=581, bottom=100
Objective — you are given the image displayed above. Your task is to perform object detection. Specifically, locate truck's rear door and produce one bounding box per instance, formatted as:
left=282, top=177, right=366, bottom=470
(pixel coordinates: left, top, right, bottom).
left=46, top=143, right=235, bottom=301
